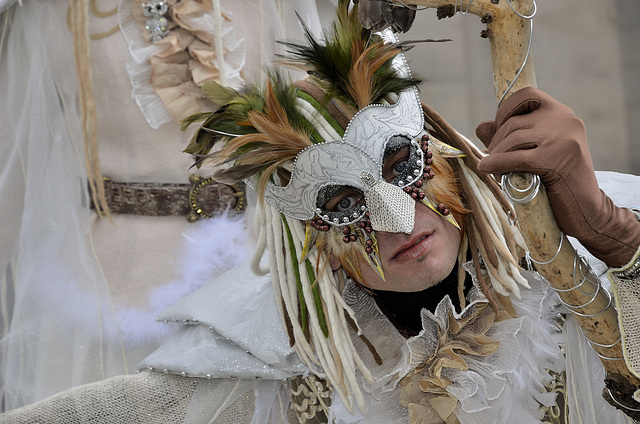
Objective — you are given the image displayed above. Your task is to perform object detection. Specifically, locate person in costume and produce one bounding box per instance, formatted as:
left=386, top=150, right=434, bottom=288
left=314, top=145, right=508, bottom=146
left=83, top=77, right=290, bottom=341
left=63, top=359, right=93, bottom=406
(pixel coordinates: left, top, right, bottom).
left=2, top=1, right=640, bottom=423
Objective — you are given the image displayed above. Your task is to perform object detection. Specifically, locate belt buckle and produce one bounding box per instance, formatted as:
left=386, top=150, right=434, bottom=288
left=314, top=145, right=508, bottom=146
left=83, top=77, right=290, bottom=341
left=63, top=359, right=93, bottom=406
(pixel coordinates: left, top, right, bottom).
left=187, top=174, right=245, bottom=222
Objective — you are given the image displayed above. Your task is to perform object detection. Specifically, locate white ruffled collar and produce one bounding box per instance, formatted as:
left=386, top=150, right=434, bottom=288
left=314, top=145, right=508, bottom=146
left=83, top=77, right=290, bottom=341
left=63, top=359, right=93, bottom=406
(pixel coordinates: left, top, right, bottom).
left=337, top=265, right=566, bottom=424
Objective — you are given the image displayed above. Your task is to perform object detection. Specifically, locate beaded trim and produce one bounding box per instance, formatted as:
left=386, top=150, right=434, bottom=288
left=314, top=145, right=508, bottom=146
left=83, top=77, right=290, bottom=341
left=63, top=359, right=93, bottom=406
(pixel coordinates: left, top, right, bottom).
left=611, top=255, right=640, bottom=281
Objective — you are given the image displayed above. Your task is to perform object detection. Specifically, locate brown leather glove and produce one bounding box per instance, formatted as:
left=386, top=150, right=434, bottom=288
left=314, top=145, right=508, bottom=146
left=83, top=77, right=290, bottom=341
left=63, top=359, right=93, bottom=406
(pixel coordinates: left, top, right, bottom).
left=476, top=87, right=640, bottom=267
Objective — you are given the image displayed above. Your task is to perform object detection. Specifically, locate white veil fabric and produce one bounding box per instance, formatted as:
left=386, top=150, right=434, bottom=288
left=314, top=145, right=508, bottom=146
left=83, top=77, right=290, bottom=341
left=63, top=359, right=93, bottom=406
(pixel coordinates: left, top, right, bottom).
left=0, top=0, right=323, bottom=413
left=0, top=1, right=129, bottom=409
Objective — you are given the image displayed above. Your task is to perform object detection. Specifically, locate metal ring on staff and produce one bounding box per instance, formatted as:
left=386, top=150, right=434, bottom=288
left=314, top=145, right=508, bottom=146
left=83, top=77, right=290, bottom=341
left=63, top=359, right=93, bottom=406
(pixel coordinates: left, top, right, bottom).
left=502, top=173, right=541, bottom=204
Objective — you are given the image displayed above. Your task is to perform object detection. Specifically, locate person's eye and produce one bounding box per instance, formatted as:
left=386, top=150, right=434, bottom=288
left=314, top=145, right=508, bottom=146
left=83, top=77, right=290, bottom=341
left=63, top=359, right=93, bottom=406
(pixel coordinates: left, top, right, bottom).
left=393, top=159, right=408, bottom=174
left=383, top=146, right=410, bottom=182
left=324, top=189, right=364, bottom=212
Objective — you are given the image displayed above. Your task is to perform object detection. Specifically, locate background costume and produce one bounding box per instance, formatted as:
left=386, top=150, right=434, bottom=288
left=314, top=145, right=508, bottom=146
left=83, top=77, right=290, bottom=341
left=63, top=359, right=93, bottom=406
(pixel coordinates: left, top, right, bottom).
left=0, top=0, right=322, bottom=412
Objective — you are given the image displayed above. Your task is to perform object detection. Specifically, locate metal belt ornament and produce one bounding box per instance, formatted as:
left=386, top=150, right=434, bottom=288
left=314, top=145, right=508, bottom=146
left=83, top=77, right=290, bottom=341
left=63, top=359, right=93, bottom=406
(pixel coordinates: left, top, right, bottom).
left=90, top=176, right=245, bottom=221
left=187, top=174, right=245, bottom=222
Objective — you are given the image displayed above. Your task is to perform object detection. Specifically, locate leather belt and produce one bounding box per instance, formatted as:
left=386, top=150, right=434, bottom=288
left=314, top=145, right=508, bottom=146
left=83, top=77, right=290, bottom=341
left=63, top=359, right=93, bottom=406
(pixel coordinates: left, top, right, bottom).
left=90, top=175, right=245, bottom=221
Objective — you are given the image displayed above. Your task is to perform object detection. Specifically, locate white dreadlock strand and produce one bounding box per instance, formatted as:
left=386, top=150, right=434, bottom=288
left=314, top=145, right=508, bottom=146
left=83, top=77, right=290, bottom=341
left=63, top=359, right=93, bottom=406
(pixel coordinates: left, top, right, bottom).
left=262, top=200, right=364, bottom=411
left=484, top=184, right=528, bottom=253
left=250, top=201, right=270, bottom=276
left=457, top=158, right=529, bottom=297
left=287, top=215, right=370, bottom=412
left=290, top=222, right=374, bottom=390
left=471, top=223, right=513, bottom=297
left=460, top=159, right=526, bottom=256
left=294, top=98, right=342, bottom=141
left=263, top=203, right=321, bottom=370
left=457, top=231, right=469, bottom=310
left=461, top=162, right=509, bottom=247
left=464, top=175, right=529, bottom=295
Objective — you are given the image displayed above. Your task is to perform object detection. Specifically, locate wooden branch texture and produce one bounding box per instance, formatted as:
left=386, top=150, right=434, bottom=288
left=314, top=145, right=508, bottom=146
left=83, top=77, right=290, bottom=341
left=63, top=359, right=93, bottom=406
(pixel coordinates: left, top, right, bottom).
left=395, top=0, right=640, bottom=416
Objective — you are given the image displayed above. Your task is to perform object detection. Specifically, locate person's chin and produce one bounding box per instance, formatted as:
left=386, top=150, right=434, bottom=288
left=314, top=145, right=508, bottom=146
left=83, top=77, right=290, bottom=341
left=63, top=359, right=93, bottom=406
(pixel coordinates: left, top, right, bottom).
left=383, top=267, right=442, bottom=292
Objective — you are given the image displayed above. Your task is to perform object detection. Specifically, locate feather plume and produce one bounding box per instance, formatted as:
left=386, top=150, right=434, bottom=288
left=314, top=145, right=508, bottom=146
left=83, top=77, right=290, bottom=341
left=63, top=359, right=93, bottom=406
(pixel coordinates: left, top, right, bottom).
left=276, top=0, right=422, bottom=110
left=211, top=78, right=313, bottom=195
left=183, top=72, right=316, bottom=189
left=201, top=80, right=240, bottom=104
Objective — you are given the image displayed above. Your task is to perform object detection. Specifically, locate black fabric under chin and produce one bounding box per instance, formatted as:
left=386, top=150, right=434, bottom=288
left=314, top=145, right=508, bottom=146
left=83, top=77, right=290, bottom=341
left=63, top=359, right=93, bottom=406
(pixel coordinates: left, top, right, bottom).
left=371, top=263, right=468, bottom=338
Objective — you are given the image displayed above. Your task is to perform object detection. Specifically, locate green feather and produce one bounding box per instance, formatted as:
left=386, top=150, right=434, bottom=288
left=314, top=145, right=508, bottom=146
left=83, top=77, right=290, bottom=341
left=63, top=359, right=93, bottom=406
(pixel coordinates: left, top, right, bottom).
left=306, top=259, right=329, bottom=338
left=201, top=80, right=240, bottom=105
left=180, top=112, right=211, bottom=132
left=276, top=0, right=421, bottom=110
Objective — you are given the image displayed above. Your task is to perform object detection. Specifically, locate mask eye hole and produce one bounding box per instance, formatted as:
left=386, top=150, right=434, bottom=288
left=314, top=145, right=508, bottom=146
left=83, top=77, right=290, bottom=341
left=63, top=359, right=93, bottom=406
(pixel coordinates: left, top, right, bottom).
left=316, top=186, right=366, bottom=226
left=324, top=188, right=364, bottom=213
left=383, top=135, right=423, bottom=187
left=383, top=147, right=410, bottom=183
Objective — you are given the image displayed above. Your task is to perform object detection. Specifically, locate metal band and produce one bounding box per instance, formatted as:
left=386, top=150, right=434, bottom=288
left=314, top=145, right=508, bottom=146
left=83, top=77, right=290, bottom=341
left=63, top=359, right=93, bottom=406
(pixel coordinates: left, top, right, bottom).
left=501, top=173, right=541, bottom=204
left=526, top=233, right=563, bottom=266
left=588, top=336, right=622, bottom=349
left=579, top=325, right=622, bottom=349
left=557, top=275, right=601, bottom=311
left=566, top=288, right=612, bottom=318
left=593, top=350, right=625, bottom=361
left=90, top=176, right=245, bottom=221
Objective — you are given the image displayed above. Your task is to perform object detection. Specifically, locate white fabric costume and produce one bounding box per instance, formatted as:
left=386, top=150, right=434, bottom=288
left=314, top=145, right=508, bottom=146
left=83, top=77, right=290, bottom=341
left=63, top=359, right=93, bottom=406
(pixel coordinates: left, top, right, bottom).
left=1, top=172, right=638, bottom=423
left=139, top=170, right=640, bottom=423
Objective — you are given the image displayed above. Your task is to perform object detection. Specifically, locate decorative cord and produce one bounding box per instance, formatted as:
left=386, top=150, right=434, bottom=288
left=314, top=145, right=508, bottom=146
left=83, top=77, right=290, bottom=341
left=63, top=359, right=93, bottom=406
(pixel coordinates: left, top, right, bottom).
left=90, top=0, right=117, bottom=18
left=290, top=375, right=331, bottom=423
left=88, top=0, right=119, bottom=40
left=68, top=0, right=110, bottom=217
left=607, top=388, right=640, bottom=413
left=210, top=0, right=227, bottom=86
left=506, top=0, right=537, bottom=19
left=454, top=0, right=475, bottom=14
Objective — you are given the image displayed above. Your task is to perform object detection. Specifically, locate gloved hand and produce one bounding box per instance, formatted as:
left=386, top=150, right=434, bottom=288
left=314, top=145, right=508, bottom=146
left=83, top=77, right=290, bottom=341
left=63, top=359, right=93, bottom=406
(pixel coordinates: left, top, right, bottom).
left=475, top=87, right=640, bottom=267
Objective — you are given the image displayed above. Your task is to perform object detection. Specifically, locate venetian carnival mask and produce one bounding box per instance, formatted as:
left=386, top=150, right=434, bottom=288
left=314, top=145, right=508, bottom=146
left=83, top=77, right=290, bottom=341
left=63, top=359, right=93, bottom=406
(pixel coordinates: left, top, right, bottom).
left=182, top=5, right=526, bottom=412
left=261, top=85, right=425, bottom=235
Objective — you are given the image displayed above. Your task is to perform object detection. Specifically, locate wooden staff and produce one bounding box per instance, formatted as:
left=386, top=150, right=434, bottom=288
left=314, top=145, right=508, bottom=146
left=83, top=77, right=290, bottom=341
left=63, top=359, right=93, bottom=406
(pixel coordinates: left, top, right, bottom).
left=396, top=0, right=640, bottom=417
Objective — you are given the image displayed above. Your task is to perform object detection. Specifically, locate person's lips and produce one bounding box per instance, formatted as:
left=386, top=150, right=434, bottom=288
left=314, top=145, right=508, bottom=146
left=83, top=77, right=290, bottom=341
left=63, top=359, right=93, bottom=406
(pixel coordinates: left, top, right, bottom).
left=391, top=232, right=433, bottom=262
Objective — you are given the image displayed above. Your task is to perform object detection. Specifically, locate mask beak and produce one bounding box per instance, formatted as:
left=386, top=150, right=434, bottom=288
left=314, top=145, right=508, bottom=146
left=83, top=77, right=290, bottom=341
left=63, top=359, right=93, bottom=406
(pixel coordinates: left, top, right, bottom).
left=361, top=172, right=415, bottom=234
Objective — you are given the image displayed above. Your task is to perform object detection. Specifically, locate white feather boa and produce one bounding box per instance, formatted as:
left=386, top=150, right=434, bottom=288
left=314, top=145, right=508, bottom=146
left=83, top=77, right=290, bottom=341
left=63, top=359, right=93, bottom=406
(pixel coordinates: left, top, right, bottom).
left=36, top=213, right=250, bottom=348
